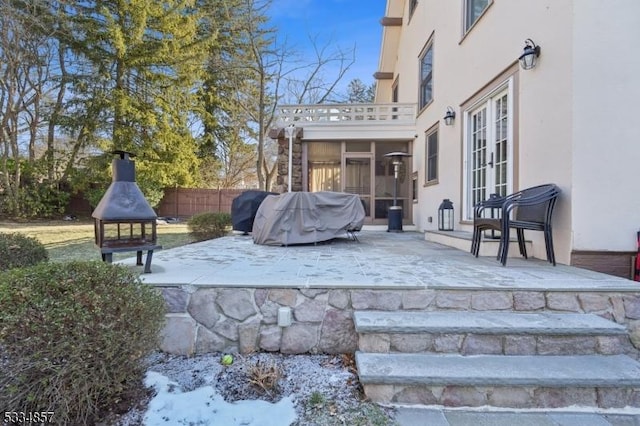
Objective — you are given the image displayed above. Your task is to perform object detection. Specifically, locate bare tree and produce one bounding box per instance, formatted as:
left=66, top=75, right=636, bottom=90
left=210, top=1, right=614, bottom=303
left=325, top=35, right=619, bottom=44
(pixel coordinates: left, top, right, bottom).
left=0, top=1, right=55, bottom=212
left=283, top=34, right=356, bottom=105
left=226, top=0, right=355, bottom=191
left=218, top=136, right=258, bottom=188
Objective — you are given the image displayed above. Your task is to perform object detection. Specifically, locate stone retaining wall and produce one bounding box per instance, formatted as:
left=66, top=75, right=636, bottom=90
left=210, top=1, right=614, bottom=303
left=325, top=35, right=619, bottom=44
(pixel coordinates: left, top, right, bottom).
left=158, top=287, right=640, bottom=356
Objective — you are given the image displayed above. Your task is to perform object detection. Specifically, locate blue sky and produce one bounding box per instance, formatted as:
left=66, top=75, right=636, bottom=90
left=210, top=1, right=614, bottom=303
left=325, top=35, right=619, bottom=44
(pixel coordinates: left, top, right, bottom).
left=268, top=0, right=386, bottom=95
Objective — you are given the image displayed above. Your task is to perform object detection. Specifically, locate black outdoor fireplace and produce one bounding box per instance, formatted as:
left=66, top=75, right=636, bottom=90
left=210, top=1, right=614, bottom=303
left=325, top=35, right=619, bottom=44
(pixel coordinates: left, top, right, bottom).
left=92, top=151, right=161, bottom=273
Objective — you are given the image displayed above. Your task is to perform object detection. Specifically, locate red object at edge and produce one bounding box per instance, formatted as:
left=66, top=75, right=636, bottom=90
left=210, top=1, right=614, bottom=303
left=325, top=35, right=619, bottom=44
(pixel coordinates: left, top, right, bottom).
left=635, top=231, right=640, bottom=282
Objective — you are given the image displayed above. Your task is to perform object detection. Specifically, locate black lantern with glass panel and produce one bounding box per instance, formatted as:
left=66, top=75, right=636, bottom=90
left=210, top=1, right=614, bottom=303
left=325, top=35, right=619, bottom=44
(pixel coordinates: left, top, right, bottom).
left=519, top=39, right=541, bottom=70
left=438, top=199, right=454, bottom=231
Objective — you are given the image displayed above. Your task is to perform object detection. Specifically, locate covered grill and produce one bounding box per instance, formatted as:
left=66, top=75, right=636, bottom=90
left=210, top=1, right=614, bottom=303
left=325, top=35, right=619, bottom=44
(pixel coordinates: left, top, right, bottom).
left=231, top=190, right=277, bottom=234
left=92, top=151, right=161, bottom=273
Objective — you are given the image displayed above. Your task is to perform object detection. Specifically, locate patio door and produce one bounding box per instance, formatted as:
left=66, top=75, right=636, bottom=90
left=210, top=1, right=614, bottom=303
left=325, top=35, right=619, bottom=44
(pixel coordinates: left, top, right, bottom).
left=464, top=83, right=513, bottom=219
left=343, top=154, right=372, bottom=217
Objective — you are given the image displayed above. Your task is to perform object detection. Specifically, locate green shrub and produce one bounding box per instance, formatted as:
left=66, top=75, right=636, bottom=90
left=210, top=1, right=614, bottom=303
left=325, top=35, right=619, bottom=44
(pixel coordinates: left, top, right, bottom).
left=0, top=261, right=166, bottom=425
left=187, top=211, right=232, bottom=241
left=0, top=232, right=48, bottom=271
left=0, top=186, right=70, bottom=219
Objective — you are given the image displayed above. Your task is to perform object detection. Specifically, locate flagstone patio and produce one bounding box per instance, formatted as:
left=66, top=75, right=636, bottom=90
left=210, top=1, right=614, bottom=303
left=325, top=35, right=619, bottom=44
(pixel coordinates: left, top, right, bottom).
left=131, top=230, right=637, bottom=291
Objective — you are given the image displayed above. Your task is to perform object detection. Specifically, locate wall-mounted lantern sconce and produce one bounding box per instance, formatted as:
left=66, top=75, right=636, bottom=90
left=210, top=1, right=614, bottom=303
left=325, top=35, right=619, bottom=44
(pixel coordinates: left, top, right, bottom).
left=519, top=39, right=541, bottom=70
left=443, top=107, right=456, bottom=126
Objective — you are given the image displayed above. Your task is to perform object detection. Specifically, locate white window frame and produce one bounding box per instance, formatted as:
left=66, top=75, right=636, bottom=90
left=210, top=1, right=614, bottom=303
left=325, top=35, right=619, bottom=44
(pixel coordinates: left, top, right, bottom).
left=463, top=0, right=491, bottom=33
left=462, top=77, right=514, bottom=220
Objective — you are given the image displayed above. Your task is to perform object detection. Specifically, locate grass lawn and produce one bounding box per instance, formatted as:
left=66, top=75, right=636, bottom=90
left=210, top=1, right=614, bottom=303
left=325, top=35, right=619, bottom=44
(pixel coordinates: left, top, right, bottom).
left=0, top=219, right=196, bottom=263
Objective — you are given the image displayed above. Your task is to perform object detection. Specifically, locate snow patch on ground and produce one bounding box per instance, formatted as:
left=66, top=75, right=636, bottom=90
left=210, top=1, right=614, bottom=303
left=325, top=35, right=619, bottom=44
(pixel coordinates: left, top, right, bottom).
left=114, top=352, right=396, bottom=426
left=143, top=371, right=297, bottom=426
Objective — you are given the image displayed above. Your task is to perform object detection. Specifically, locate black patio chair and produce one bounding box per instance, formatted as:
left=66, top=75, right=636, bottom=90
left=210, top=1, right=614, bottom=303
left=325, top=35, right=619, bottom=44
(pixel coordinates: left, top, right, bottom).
left=470, top=192, right=506, bottom=258
left=471, top=184, right=561, bottom=266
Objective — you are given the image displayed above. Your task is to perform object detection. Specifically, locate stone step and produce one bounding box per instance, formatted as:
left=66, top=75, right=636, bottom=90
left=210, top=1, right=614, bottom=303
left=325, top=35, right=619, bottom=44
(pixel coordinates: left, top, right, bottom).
left=424, top=229, right=531, bottom=258
left=354, top=311, right=627, bottom=335
left=356, top=352, right=640, bottom=409
left=355, top=311, right=633, bottom=355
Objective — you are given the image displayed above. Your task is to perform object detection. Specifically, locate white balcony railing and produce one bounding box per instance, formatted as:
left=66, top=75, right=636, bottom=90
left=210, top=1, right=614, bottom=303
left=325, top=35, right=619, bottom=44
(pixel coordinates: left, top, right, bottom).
left=276, top=103, right=416, bottom=125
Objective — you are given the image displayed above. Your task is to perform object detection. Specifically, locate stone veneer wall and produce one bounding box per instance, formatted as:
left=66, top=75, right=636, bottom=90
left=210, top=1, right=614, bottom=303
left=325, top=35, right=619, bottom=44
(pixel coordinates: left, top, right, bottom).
left=158, top=287, right=640, bottom=357
left=268, top=126, right=303, bottom=193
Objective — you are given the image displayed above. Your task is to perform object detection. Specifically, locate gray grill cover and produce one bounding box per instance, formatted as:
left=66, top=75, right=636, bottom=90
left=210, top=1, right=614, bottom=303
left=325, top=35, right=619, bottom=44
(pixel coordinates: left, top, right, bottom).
left=252, top=191, right=365, bottom=246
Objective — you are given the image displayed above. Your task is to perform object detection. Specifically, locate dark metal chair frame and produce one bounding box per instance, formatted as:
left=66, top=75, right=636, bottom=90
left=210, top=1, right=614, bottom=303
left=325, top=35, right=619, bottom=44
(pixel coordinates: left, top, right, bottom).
left=471, top=184, right=561, bottom=266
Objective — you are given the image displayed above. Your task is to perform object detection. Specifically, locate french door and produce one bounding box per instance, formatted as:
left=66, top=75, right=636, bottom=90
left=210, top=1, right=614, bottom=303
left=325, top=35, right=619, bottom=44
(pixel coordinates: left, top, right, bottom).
left=464, top=83, right=513, bottom=219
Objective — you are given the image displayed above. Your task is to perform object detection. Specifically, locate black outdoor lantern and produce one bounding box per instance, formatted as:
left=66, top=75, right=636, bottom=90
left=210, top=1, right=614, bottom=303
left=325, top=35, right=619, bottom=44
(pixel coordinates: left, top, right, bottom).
left=519, top=39, right=541, bottom=70
left=443, top=106, right=456, bottom=126
left=438, top=198, right=454, bottom=231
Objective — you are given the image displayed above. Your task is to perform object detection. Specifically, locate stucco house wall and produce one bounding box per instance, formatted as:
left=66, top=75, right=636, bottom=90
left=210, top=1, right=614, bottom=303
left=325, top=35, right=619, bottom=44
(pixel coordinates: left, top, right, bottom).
left=571, top=0, right=640, bottom=252
left=273, top=0, right=640, bottom=277
left=376, top=0, right=640, bottom=273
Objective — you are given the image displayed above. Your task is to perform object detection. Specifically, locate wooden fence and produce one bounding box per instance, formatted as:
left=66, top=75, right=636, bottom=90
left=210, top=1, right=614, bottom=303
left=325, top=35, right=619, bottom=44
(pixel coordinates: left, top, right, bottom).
left=67, top=188, right=247, bottom=218
left=156, top=188, right=245, bottom=218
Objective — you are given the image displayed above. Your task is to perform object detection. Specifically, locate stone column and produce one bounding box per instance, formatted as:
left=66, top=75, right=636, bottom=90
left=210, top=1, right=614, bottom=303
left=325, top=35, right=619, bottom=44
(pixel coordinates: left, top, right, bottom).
left=270, top=127, right=304, bottom=192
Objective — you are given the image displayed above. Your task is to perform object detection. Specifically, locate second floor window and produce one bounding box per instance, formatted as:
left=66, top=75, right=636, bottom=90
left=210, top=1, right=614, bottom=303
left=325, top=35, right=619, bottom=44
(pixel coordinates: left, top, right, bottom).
left=465, top=0, right=490, bottom=32
left=409, top=0, right=418, bottom=17
left=419, top=43, right=433, bottom=110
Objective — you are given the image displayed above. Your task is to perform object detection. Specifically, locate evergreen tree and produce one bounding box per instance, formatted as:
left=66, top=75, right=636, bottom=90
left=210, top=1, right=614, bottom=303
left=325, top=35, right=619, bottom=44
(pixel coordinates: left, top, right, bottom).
left=345, top=78, right=376, bottom=103
left=199, top=0, right=274, bottom=190
left=62, top=0, right=213, bottom=193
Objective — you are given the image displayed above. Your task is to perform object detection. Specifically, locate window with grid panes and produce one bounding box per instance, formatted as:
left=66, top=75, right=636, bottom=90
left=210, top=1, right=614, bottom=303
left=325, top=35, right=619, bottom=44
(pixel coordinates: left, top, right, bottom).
left=426, top=130, right=438, bottom=183
left=419, top=43, right=433, bottom=109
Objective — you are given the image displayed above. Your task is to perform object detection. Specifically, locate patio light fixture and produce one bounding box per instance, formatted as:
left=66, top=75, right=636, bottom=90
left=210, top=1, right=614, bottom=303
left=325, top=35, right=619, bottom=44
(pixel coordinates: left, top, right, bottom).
left=384, top=151, right=412, bottom=232
left=519, top=39, right=541, bottom=70
left=443, top=107, right=456, bottom=126
left=284, top=124, right=296, bottom=192
left=438, top=199, right=454, bottom=231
